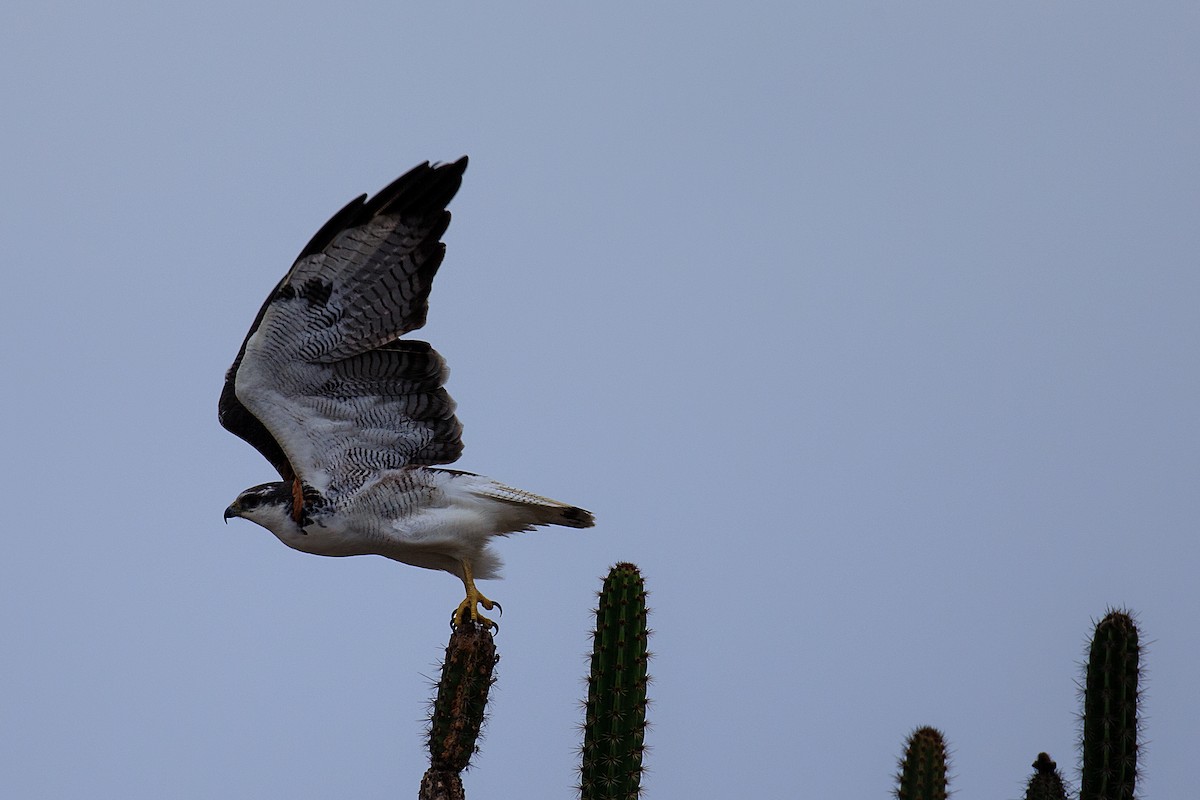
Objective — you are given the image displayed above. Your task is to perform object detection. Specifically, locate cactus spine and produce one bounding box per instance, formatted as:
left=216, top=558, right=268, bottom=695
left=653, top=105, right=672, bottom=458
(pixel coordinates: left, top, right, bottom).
left=580, top=562, right=650, bottom=800
left=1025, top=753, right=1068, bottom=800
left=421, top=620, right=498, bottom=800
left=1080, top=609, right=1140, bottom=800
left=895, top=726, right=949, bottom=800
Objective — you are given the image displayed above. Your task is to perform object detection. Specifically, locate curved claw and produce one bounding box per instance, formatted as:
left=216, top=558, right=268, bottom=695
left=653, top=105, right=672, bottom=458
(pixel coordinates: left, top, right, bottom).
left=451, top=590, right=501, bottom=631
left=451, top=600, right=499, bottom=631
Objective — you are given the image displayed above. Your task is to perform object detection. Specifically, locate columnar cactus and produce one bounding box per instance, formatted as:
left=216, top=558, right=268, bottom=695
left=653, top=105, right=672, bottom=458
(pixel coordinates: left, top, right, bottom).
left=580, top=562, right=650, bottom=800
left=1080, top=609, right=1140, bottom=800
left=895, top=726, right=949, bottom=800
left=421, top=620, right=498, bottom=800
left=1024, top=752, right=1068, bottom=800
left=890, top=610, right=1144, bottom=800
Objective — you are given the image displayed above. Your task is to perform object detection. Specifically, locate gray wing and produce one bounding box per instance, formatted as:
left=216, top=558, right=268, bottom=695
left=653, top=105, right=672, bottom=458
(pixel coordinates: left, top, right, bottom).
left=229, top=158, right=468, bottom=495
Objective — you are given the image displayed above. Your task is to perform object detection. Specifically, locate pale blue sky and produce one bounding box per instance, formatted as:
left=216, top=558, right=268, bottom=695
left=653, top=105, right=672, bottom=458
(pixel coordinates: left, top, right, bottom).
left=2, top=3, right=1197, bottom=797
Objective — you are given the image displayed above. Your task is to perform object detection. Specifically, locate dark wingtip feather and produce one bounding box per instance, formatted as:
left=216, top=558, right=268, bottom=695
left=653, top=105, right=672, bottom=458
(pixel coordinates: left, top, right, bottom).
left=370, top=157, right=468, bottom=219
left=292, top=157, right=468, bottom=264
left=560, top=506, right=596, bottom=529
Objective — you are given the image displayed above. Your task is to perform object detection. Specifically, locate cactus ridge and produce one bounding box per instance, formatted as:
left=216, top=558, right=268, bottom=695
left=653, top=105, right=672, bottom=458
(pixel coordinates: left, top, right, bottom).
left=580, top=563, right=650, bottom=800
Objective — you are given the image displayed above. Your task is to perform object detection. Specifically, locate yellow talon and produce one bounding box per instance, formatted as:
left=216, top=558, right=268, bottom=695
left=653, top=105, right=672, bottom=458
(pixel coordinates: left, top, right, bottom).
left=452, top=560, right=501, bottom=629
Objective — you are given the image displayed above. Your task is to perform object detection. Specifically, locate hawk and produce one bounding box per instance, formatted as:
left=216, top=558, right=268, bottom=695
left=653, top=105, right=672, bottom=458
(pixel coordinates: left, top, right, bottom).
left=219, top=157, right=593, bottom=627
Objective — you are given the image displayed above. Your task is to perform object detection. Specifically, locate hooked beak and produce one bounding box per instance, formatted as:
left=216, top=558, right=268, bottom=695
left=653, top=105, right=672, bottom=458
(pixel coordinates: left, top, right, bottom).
left=223, top=503, right=240, bottom=524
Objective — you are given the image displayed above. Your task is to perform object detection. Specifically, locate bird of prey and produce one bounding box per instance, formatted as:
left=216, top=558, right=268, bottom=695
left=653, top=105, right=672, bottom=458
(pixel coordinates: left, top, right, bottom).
left=219, top=157, right=593, bottom=627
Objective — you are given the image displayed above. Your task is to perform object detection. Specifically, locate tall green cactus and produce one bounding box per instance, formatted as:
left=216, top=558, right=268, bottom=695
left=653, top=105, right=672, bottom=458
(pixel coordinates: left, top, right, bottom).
left=1080, top=609, right=1140, bottom=800
left=421, top=620, right=498, bottom=800
left=895, top=726, right=948, bottom=800
left=580, top=562, right=650, bottom=800
left=1024, top=753, right=1068, bottom=800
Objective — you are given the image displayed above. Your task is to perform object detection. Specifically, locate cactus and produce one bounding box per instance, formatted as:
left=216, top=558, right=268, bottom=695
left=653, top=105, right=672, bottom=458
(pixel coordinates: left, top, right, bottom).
left=895, top=726, right=949, bottom=800
left=580, top=562, right=650, bottom=800
left=1080, top=609, right=1140, bottom=800
left=420, top=620, right=498, bottom=800
left=890, top=610, right=1144, bottom=800
left=1024, top=753, right=1068, bottom=800
left=419, top=769, right=465, bottom=800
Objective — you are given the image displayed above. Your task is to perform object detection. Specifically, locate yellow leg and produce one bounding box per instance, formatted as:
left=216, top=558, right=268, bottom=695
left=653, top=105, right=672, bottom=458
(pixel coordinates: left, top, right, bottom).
left=452, top=560, right=500, bottom=629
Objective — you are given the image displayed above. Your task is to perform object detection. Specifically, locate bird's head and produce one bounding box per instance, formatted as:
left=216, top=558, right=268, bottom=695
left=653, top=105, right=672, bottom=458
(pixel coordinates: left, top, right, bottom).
left=224, top=482, right=302, bottom=537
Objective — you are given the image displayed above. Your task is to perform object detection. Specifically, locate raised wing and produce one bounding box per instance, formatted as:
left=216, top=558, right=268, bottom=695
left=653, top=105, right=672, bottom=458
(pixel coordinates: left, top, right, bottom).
left=219, top=158, right=468, bottom=492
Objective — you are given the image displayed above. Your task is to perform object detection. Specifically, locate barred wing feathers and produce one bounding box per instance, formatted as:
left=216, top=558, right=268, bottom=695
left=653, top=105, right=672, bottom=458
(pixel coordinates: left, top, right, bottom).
left=219, top=158, right=468, bottom=494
